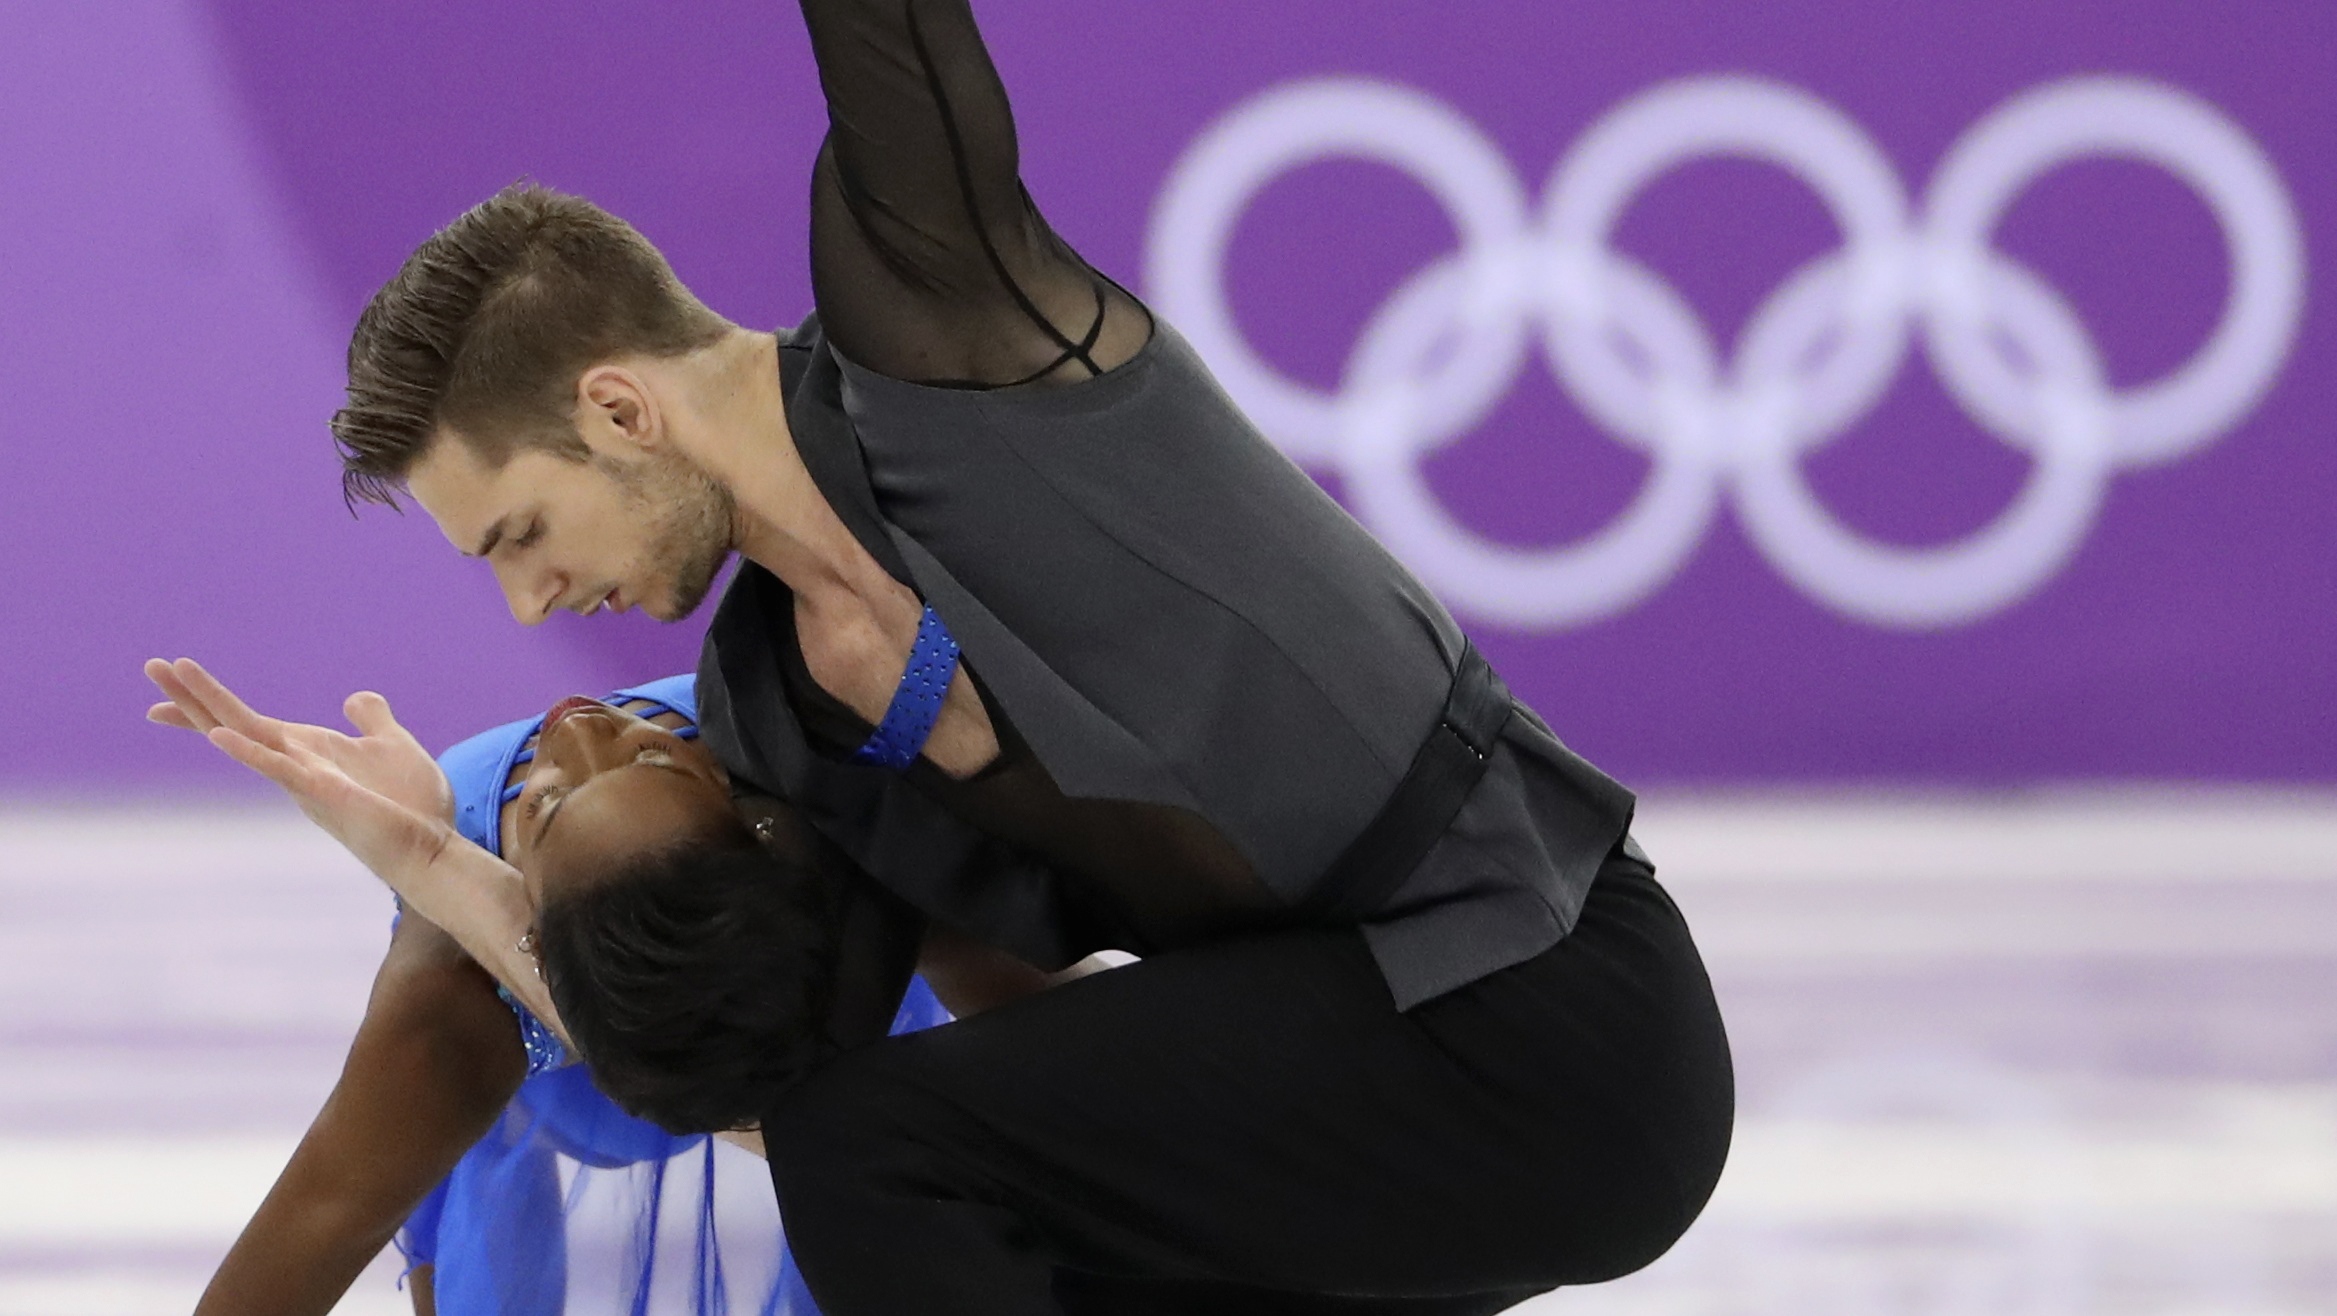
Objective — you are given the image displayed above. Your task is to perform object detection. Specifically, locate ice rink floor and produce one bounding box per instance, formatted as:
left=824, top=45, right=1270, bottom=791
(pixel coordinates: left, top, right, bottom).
left=3, top=792, right=2334, bottom=1316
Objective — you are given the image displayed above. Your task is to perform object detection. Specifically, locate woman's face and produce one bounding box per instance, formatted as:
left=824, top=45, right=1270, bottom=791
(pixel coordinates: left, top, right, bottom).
left=509, top=697, right=737, bottom=908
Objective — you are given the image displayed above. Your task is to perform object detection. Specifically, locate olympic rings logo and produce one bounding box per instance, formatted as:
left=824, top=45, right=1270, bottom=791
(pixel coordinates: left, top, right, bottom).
left=1146, top=76, right=2305, bottom=628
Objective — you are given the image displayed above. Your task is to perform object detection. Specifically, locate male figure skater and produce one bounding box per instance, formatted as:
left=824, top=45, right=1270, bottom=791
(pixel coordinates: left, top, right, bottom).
left=321, top=2, right=1733, bottom=1311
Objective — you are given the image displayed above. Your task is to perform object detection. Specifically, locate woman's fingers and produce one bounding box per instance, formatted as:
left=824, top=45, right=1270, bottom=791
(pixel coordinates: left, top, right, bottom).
left=343, top=691, right=404, bottom=741
left=144, top=659, right=220, bottom=732
left=152, top=664, right=454, bottom=836
left=148, top=662, right=401, bottom=765
left=213, top=725, right=455, bottom=893
left=172, top=659, right=285, bottom=746
left=208, top=725, right=311, bottom=792
left=146, top=657, right=246, bottom=736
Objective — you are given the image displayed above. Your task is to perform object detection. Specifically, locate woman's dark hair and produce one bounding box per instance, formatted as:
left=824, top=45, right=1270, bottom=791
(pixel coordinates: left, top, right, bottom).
left=535, top=824, right=839, bottom=1134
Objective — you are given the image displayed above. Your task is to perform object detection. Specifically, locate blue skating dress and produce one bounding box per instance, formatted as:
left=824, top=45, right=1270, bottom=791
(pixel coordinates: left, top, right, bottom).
left=395, top=674, right=950, bottom=1316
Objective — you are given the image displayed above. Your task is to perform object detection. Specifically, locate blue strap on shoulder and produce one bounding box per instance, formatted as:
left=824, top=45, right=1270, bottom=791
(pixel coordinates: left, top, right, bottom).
left=851, top=604, right=962, bottom=772
left=497, top=985, right=569, bottom=1076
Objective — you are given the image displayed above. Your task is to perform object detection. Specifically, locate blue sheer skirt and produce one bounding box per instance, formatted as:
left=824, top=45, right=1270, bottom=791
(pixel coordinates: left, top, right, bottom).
left=398, top=979, right=952, bottom=1316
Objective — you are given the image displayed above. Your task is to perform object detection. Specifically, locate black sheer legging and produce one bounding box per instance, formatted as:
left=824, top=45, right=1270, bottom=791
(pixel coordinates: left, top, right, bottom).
left=798, top=0, right=1152, bottom=390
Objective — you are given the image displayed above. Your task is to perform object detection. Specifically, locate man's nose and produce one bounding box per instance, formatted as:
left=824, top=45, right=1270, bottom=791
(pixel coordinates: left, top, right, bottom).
left=493, top=559, right=564, bottom=627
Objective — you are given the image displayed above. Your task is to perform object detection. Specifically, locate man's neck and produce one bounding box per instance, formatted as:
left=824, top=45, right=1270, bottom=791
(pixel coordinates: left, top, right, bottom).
left=684, top=331, right=895, bottom=604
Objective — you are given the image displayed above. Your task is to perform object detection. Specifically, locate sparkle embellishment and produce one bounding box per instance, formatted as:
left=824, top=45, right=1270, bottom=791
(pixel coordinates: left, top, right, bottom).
left=850, top=604, right=963, bottom=773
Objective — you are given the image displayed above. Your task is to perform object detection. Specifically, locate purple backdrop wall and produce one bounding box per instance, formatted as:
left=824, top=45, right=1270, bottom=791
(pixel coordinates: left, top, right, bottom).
left=7, top=0, right=2331, bottom=792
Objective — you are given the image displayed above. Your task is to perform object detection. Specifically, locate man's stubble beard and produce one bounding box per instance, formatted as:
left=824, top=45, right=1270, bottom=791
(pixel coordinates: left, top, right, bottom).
left=609, top=450, right=739, bottom=623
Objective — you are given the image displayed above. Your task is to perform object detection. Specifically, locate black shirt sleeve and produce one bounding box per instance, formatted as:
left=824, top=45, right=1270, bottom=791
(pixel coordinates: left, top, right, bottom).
left=797, top=0, right=1151, bottom=387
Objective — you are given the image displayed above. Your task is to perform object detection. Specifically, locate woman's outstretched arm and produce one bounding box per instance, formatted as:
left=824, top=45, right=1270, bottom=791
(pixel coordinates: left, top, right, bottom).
left=796, top=0, right=1150, bottom=386
left=145, top=658, right=568, bottom=1039
left=193, top=913, right=525, bottom=1316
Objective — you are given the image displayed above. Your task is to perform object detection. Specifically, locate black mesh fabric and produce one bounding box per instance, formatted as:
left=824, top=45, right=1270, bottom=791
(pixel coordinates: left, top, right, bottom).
left=801, top=0, right=1151, bottom=389
left=781, top=0, right=1277, bottom=958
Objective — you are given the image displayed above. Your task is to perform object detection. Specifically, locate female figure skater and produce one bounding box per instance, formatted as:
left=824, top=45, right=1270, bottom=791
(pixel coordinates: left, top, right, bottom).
left=152, top=662, right=1075, bottom=1315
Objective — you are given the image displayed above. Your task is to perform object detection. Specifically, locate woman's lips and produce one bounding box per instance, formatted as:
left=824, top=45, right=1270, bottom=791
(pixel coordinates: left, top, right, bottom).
left=543, top=695, right=604, bottom=730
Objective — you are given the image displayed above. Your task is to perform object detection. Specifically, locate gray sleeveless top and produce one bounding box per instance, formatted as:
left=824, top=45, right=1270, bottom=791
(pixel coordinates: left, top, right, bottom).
left=696, top=315, right=1639, bottom=1009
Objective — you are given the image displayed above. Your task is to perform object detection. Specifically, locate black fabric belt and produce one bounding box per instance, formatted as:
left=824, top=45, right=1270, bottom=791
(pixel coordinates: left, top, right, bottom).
left=1300, top=644, right=1513, bottom=924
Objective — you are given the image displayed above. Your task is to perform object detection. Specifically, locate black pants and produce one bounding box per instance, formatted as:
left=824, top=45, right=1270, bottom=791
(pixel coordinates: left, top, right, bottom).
left=762, top=853, right=1733, bottom=1315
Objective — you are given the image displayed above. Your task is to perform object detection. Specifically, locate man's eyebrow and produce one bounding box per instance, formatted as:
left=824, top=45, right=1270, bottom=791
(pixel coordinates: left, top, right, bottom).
left=466, top=519, right=511, bottom=560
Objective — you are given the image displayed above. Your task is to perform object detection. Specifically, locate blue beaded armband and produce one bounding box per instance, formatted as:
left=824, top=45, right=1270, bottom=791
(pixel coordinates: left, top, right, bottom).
left=851, top=604, right=962, bottom=773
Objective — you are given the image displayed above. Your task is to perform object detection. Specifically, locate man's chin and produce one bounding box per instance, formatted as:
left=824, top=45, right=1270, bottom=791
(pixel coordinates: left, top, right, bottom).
left=653, top=550, right=735, bottom=623
left=649, top=583, right=713, bottom=625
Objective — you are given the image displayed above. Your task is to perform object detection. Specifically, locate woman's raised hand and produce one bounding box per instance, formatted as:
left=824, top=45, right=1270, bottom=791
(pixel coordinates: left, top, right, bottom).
left=146, top=658, right=457, bottom=826
left=143, top=658, right=464, bottom=895
left=145, top=658, right=546, bottom=1021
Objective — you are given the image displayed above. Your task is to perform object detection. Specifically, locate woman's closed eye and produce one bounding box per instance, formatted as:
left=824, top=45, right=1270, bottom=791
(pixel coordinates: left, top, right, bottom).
left=527, top=747, right=682, bottom=822
left=523, top=785, right=565, bottom=822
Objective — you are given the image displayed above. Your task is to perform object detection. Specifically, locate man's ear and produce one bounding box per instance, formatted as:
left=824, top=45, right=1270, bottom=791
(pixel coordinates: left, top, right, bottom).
left=576, top=365, right=662, bottom=454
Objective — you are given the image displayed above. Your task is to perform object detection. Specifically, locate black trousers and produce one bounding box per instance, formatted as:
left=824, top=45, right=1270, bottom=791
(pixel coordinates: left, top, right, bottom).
left=762, top=852, right=1734, bottom=1315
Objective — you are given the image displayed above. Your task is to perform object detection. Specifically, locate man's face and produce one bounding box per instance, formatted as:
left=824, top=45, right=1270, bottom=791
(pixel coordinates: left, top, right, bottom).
left=408, top=434, right=735, bottom=625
